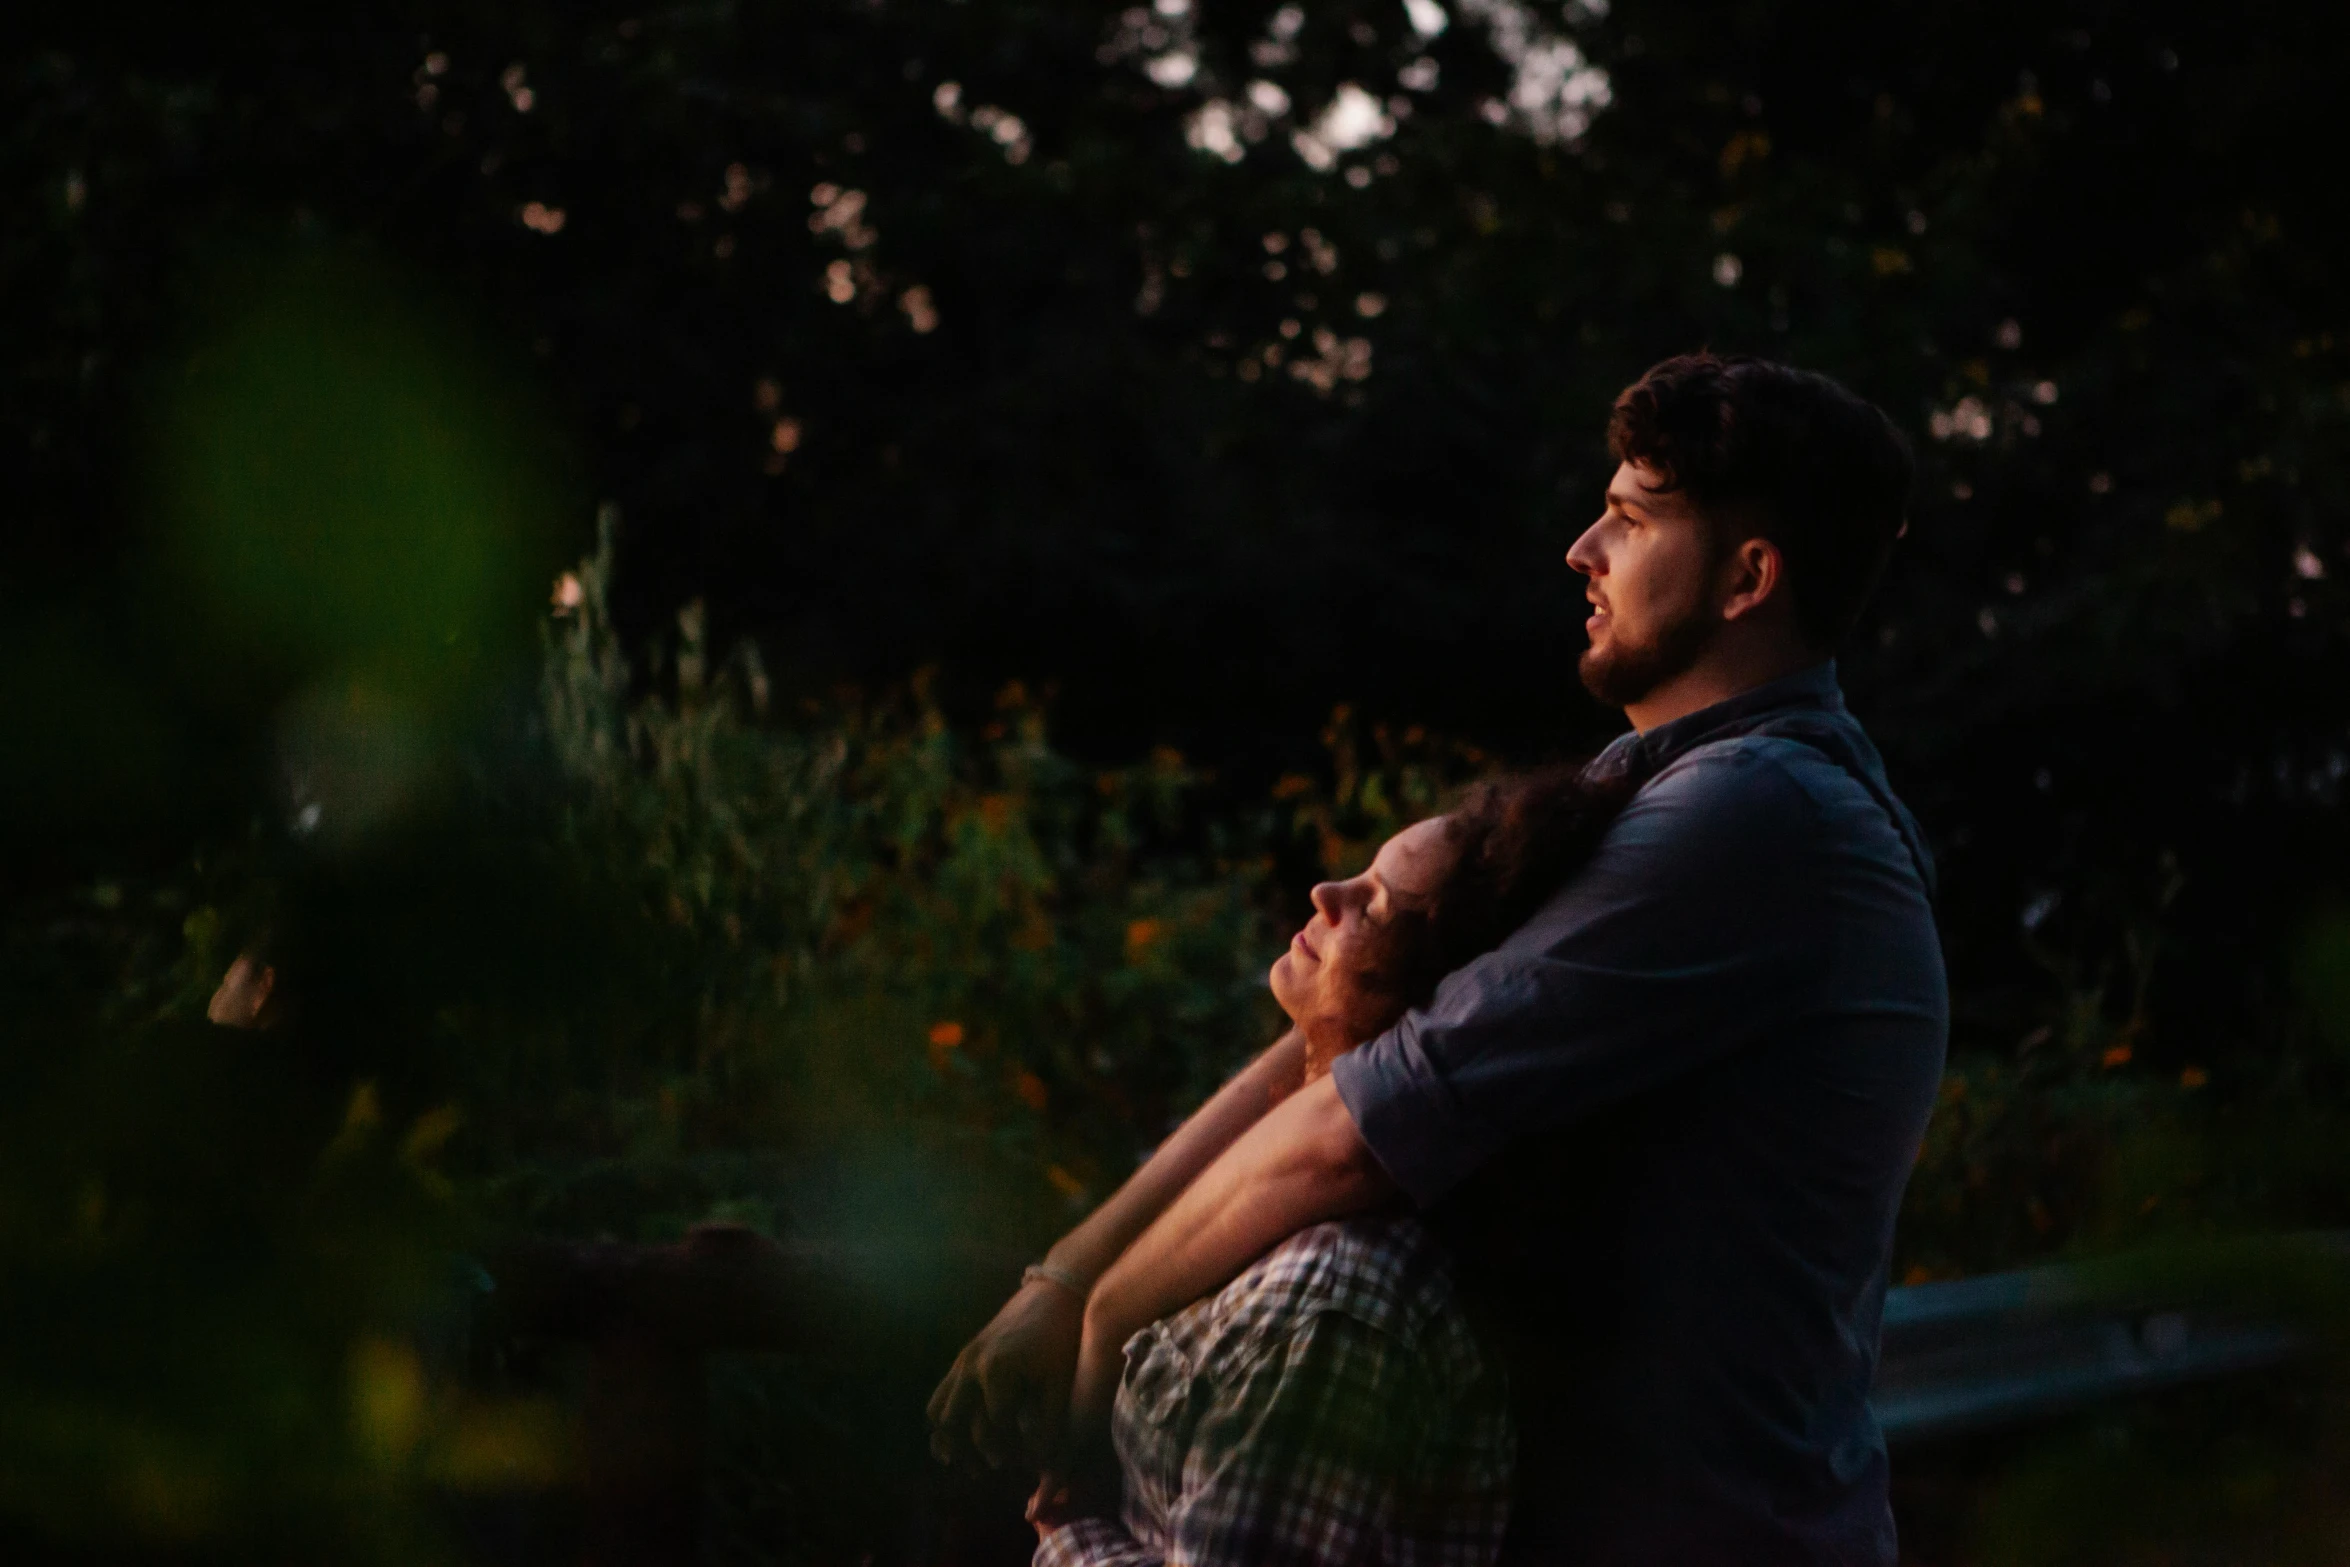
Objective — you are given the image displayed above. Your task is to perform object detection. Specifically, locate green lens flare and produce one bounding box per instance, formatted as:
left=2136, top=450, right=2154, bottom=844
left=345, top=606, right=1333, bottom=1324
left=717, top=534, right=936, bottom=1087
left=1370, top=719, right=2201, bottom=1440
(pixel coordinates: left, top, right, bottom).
left=156, top=261, right=552, bottom=705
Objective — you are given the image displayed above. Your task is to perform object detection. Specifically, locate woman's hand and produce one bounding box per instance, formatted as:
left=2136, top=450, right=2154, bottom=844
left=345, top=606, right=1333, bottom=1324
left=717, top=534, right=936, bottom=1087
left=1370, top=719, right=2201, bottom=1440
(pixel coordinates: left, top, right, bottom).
left=1025, top=1447, right=1120, bottom=1541
left=929, top=1031, right=1304, bottom=1470
left=926, top=1277, right=1084, bottom=1469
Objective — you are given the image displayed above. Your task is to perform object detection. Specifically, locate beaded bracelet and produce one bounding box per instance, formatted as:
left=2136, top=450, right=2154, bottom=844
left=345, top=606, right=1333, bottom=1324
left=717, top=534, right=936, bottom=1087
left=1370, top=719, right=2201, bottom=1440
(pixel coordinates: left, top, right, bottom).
left=1022, top=1260, right=1090, bottom=1301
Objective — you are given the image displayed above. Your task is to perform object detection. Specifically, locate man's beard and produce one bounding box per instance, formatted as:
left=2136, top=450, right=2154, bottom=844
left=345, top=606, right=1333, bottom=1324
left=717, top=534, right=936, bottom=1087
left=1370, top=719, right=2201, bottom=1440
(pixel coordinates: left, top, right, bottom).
left=1578, top=596, right=1721, bottom=708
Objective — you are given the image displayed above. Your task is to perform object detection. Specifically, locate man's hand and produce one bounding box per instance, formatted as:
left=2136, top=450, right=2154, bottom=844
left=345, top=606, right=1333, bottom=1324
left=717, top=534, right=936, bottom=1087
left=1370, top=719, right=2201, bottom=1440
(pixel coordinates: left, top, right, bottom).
left=926, top=1277, right=1084, bottom=1469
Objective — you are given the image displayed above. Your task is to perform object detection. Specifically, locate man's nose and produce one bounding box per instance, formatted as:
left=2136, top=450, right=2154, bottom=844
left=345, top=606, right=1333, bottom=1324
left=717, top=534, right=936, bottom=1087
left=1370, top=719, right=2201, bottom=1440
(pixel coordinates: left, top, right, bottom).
left=1564, top=521, right=1605, bottom=576
left=1308, top=881, right=1341, bottom=921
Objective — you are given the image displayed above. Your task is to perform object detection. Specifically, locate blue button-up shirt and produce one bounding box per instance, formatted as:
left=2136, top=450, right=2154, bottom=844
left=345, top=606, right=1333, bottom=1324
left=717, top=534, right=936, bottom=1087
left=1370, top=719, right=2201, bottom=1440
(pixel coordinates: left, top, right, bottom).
left=1330, top=663, right=1948, bottom=1566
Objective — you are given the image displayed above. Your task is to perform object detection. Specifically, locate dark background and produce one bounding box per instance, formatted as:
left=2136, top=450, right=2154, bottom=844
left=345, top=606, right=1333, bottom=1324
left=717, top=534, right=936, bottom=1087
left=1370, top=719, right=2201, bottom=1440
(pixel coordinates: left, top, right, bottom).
left=18, top=0, right=2350, bottom=1017
left=8, top=1, right=2350, bottom=1562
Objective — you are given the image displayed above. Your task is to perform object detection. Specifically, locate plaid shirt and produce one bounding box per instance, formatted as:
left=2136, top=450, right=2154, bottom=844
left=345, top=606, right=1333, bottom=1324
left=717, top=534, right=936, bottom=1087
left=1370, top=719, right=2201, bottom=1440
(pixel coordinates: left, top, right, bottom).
left=1035, top=1213, right=1514, bottom=1567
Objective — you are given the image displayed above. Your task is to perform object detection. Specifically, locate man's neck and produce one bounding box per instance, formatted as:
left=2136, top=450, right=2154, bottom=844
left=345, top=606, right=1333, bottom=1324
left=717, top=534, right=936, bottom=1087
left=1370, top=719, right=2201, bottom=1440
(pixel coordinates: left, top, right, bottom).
left=1624, top=643, right=1820, bottom=735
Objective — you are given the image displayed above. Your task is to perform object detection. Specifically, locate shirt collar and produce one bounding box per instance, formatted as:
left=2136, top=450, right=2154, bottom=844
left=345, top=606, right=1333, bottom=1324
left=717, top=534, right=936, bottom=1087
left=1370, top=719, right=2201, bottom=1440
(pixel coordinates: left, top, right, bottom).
left=1597, top=660, right=1845, bottom=778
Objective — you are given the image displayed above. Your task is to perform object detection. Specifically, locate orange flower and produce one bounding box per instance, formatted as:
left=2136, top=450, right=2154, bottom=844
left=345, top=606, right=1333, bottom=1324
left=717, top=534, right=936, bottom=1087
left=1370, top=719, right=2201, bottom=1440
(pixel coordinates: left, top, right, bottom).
left=1125, top=918, right=1165, bottom=961
left=928, top=1020, right=966, bottom=1049
left=2100, top=1044, right=2133, bottom=1069
left=2180, top=1065, right=2209, bottom=1089
left=1271, top=773, right=1314, bottom=800
left=1014, top=1071, right=1049, bottom=1111
left=1045, top=1165, right=1087, bottom=1200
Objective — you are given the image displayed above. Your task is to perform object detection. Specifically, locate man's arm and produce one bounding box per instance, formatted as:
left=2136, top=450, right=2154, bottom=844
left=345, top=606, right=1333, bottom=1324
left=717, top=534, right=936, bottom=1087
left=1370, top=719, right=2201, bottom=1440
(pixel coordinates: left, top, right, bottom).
left=1328, top=742, right=1824, bottom=1204
left=928, top=1029, right=1307, bottom=1466
left=1068, top=1075, right=1392, bottom=1439
left=1069, top=744, right=1824, bottom=1433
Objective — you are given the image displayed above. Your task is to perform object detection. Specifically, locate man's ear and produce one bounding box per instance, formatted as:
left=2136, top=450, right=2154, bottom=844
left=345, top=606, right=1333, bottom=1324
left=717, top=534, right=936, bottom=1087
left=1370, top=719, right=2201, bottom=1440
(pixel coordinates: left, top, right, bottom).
left=1717, top=537, right=1787, bottom=624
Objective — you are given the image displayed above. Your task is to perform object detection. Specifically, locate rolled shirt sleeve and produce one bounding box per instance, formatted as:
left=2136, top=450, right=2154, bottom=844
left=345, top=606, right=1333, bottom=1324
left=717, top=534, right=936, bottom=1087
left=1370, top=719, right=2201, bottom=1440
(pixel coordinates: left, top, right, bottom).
left=1331, top=737, right=1832, bottom=1207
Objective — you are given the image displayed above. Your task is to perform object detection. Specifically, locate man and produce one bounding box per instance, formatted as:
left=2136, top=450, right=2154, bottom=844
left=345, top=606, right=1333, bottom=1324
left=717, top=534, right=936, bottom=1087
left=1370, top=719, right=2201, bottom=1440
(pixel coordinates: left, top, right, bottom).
left=931, top=353, right=1947, bottom=1566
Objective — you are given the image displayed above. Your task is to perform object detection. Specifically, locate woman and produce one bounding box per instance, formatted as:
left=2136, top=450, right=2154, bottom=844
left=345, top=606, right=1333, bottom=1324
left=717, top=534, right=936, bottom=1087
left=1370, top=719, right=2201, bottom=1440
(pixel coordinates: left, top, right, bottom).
left=1029, top=768, right=1629, bottom=1567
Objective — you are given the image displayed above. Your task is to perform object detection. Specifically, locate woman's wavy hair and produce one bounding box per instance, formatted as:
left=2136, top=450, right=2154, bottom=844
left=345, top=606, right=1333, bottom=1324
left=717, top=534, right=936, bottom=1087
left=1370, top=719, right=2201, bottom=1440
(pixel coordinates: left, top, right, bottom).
left=1353, top=762, right=1640, bottom=1019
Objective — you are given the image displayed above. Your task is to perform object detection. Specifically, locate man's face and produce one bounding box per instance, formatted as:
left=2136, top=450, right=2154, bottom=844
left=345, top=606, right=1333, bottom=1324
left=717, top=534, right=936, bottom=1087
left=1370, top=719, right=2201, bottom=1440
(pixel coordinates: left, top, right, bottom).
left=1566, top=461, right=1727, bottom=709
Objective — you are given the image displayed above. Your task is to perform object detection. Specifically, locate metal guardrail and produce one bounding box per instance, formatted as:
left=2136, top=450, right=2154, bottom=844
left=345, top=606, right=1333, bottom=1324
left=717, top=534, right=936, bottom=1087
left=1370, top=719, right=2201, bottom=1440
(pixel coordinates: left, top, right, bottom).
left=1873, top=1243, right=2340, bottom=1444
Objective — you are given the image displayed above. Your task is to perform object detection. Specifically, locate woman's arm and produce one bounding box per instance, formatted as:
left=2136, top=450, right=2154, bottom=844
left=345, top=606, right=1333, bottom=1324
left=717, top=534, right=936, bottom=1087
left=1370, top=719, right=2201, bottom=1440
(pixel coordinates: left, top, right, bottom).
left=1045, top=1028, right=1308, bottom=1287
left=927, top=1029, right=1307, bottom=1467
left=1065, top=1073, right=1393, bottom=1441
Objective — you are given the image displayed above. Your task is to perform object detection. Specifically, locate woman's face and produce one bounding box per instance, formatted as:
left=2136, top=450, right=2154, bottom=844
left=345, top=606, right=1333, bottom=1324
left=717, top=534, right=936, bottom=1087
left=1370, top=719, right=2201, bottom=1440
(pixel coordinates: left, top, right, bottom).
left=1270, top=818, right=1455, bottom=1076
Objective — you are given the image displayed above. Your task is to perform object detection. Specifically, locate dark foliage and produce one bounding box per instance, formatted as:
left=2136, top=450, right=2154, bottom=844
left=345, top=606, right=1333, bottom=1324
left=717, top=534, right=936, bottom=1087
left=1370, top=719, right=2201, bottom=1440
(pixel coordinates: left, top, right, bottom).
left=10, top=0, right=2350, bottom=1560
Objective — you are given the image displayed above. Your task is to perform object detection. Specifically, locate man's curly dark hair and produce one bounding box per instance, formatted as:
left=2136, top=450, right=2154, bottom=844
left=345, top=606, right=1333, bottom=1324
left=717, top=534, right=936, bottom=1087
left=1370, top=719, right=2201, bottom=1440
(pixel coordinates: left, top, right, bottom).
left=1607, top=352, right=1914, bottom=648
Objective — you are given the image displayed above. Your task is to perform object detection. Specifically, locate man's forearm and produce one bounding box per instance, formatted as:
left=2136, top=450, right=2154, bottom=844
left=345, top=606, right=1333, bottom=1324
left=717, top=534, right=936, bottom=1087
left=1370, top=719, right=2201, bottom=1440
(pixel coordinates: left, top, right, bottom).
left=1082, top=1074, right=1392, bottom=1354
left=1041, top=1030, right=1306, bottom=1287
